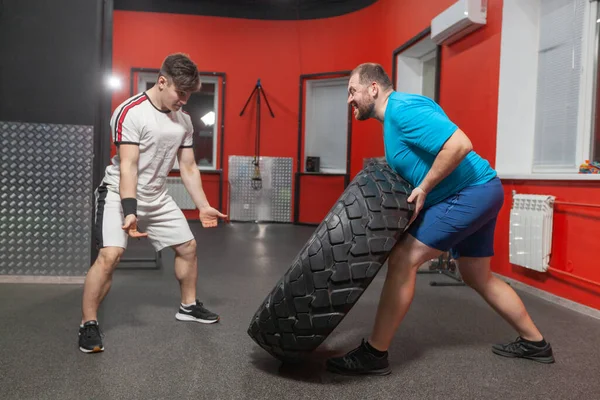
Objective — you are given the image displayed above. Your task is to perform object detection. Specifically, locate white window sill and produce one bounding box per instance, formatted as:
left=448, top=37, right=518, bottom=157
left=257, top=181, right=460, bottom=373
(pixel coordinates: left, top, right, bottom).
left=498, top=173, right=600, bottom=181
left=171, top=166, right=220, bottom=172
left=198, top=166, right=219, bottom=172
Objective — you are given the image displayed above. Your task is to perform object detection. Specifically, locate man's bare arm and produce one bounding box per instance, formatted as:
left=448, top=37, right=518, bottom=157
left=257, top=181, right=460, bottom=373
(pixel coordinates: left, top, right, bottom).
left=118, top=144, right=147, bottom=236
left=119, top=144, right=140, bottom=202
left=418, top=128, right=473, bottom=194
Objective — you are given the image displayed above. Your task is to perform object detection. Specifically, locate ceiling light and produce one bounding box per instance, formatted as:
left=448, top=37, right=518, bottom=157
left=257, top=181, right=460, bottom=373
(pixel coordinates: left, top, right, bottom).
left=106, top=75, right=121, bottom=90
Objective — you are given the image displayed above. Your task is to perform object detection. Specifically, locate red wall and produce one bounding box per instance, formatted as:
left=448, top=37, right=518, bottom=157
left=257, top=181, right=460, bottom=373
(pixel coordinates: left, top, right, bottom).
left=381, top=0, right=501, bottom=164
left=112, top=6, right=385, bottom=223
left=298, top=176, right=346, bottom=224
left=378, top=0, right=600, bottom=310
left=112, top=1, right=600, bottom=309
left=497, top=181, right=600, bottom=309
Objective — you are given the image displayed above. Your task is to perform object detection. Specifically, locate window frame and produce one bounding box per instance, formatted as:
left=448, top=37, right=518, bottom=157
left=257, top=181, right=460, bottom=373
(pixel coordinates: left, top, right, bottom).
left=392, top=26, right=441, bottom=103
left=293, top=70, right=352, bottom=224
left=420, top=49, right=438, bottom=100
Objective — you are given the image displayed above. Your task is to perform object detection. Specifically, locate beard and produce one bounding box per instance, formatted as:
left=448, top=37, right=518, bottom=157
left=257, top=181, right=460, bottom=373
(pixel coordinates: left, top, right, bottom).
left=354, top=101, right=374, bottom=121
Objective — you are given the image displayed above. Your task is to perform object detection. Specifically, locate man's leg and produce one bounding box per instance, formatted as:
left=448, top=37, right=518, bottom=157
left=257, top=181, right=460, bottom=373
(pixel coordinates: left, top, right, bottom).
left=457, top=257, right=554, bottom=363
left=171, top=239, right=220, bottom=324
left=81, top=246, right=125, bottom=323
left=172, top=239, right=198, bottom=305
left=326, top=233, right=441, bottom=375
left=142, top=195, right=220, bottom=324
left=78, top=246, right=124, bottom=353
left=326, top=178, right=507, bottom=375
left=369, top=234, right=442, bottom=351
left=79, top=185, right=128, bottom=353
left=458, top=257, right=542, bottom=340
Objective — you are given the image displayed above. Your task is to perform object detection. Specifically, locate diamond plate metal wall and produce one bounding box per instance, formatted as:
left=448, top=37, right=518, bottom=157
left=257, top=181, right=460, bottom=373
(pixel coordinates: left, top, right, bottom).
left=0, top=121, right=94, bottom=276
left=228, top=156, right=292, bottom=222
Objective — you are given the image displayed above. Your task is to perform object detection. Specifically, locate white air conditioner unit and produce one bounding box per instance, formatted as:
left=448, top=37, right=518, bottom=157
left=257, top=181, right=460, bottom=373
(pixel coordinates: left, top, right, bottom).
left=430, top=0, right=487, bottom=46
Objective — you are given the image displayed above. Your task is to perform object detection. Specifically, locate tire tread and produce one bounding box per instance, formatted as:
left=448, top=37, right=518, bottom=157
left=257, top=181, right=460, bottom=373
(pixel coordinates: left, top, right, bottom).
left=247, top=161, right=413, bottom=361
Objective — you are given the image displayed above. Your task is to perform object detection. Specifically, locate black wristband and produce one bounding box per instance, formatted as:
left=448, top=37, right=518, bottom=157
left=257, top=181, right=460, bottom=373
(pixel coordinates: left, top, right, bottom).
left=121, top=198, right=137, bottom=217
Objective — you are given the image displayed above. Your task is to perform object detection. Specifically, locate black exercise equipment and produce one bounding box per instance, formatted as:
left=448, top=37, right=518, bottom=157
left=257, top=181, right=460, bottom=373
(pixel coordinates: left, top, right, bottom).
left=418, top=252, right=466, bottom=287
left=239, top=79, right=275, bottom=190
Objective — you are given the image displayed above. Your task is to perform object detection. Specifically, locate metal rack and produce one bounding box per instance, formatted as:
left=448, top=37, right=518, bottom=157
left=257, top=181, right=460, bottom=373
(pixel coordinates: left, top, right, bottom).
left=418, top=252, right=466, bottom=286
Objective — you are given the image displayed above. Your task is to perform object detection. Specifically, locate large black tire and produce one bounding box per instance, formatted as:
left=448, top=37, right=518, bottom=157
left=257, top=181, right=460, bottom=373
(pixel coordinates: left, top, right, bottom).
left=247, top=161, right=414, bottom=362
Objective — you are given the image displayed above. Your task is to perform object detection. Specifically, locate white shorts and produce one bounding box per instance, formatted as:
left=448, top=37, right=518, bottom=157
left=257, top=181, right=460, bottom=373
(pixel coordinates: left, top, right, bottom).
left=94, top=183, right=194, bottom=251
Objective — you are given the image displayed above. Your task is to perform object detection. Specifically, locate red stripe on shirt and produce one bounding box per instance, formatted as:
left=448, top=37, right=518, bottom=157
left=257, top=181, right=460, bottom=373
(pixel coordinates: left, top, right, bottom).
left=116, top=96, right=147, bottom=142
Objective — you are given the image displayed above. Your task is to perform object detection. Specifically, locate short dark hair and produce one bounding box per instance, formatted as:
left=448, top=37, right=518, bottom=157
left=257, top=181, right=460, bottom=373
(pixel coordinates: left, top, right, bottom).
left=159, top=53, right=200, bottom=92
left=351, top=63, right=393, bottom=91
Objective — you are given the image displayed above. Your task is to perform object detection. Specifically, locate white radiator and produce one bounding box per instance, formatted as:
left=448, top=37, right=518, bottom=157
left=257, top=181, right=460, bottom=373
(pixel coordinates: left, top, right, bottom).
left=509, top=193, right=555, bottom=272
left=166, top=177, right=196, bottom=210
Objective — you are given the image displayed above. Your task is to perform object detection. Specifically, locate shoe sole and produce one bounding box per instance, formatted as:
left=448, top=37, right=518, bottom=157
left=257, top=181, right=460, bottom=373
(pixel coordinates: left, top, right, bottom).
left=175, top=312, right=219, bottom=324
left=326, top=363, right=391, bottom=376
left=79, top=346, right=104, bottom=353
left=492, top=348, right=555, bottom=364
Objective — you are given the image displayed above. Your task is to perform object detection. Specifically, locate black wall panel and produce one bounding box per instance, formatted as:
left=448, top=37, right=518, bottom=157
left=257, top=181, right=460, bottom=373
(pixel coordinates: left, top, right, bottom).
left=0, top=0, right=113, bottom=261
left=0, top=0, right=108, bottom=126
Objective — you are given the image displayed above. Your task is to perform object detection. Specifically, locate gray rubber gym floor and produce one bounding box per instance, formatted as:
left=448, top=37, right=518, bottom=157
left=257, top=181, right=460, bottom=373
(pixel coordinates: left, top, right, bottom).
left=1, top=223, right=599, bottom=400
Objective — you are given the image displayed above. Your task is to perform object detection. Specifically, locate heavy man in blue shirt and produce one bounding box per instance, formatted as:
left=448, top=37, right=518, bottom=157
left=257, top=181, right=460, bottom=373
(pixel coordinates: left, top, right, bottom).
left=326, top=63, right=554, bottom=376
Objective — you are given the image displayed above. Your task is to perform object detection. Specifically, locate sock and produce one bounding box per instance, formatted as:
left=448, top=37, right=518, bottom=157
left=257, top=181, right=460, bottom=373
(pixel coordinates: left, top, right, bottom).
left=181, top=302, right=195, bottom=308
left=365, top=341, right=387, bottom=357
left=522, top=337, right=547, bottom=346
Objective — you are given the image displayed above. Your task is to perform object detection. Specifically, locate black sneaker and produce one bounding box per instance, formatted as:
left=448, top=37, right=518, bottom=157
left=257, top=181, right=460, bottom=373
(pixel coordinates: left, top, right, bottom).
left=78, top=320, right=104, bottom=353
left=492, top=337, right=555, bottom=364
left=175, top=300, right=219, bottom=324
left=326, top=339, right=391, bottom=376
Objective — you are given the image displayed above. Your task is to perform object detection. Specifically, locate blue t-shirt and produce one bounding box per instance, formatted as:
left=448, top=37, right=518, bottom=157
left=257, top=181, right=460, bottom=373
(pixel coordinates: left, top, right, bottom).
left=383, top=92, right=497, bottom=208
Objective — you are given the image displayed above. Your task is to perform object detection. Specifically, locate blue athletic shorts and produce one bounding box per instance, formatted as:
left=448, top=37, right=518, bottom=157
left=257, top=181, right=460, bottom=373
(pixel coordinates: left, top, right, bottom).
left=406, top=177, right=504, bottom=259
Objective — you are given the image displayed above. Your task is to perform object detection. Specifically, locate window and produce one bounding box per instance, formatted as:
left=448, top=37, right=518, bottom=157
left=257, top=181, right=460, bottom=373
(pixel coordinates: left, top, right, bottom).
left=137, top=72, right=157, bottom=93
left=532, top=0, right=585, bottom=172
left=496, top=0, right=600, bottom=178
left=181, top=78, right=218, bottom=169
left=394, top=36, right=438, bottom=100
left=136, top=71, right=220, bottom=170
left=592, top=2, right=600, bottom=163
left=304, top=77, right=349, bottom=174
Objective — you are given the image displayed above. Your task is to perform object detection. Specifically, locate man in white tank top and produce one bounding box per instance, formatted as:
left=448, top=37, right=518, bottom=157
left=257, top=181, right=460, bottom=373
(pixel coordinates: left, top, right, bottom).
left=78, top=53, right=227, bottom=354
